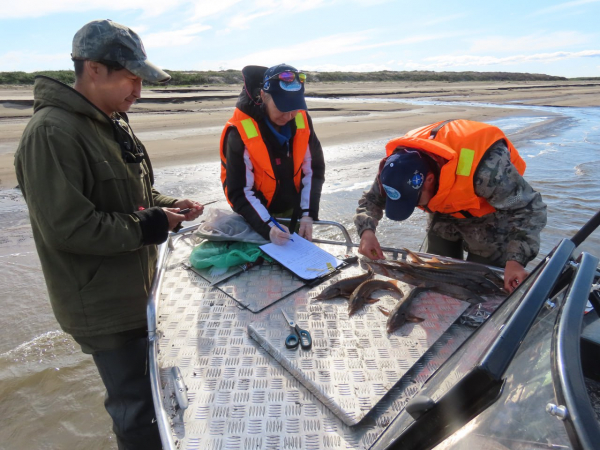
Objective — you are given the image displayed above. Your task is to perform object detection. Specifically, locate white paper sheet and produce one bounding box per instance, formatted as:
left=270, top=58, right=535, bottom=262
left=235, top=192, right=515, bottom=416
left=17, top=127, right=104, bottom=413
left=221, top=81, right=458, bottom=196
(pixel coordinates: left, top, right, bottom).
left=259, top=233, right=343, bottom=280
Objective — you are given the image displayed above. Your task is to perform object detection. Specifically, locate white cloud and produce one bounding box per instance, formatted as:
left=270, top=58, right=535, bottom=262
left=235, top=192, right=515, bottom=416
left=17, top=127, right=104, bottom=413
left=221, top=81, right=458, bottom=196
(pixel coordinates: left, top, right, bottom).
left=303, top=62, right=394, bottom=72
left=422, top=13, right=466, bottom=27
left=0, top=0, right=337, bottom=29
left=403, top=50, right=600, bottom=70
left=0, top=51, right=69, bottom=71
left=0, top=0, right=252, bottom=20
left=225, top=0, right=334, bottom=29
left=533, top=0, right=600, bottom=15
left=228, top=10, right=273, bottom=29
left=142, top=24, right=211, bottom=48
left=222, top=31, right=374, bottom=68
left=220, top=30, right=460, bottom=68
left=0, top=0, right=189, bottom=19
left=189, top=0, right=243, bottom=20
left=470, top=31, right=592, bottom=53
left=350, top=0, right=392, bottom=5
left=254, top=0, right=330, bottom=11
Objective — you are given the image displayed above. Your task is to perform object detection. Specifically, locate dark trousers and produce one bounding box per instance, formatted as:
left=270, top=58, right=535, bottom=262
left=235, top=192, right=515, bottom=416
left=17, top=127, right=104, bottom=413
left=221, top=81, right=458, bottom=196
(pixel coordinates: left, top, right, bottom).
left=424, top=230, right=501, bottom=268
left=91, top=337, right=162, bottom=450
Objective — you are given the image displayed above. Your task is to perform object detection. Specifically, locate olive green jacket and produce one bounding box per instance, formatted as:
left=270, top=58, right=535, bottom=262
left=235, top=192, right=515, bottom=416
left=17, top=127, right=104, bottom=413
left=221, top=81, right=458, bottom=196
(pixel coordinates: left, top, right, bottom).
left=14, top=76, right=177, bottom=336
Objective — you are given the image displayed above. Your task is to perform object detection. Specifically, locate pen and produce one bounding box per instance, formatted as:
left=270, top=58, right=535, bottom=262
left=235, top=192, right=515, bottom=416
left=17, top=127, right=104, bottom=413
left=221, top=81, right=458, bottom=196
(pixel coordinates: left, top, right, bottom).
left=179, top=200, right=217, bottom=215
left=269, top=217, right=294, bottom=242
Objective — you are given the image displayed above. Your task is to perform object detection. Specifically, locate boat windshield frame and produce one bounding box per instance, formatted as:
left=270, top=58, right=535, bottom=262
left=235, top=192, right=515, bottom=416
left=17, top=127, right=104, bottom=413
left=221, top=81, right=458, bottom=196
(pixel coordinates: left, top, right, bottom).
left=552, top=251, right=600, bottom=449
left=374, top=238, right=586, bottom=449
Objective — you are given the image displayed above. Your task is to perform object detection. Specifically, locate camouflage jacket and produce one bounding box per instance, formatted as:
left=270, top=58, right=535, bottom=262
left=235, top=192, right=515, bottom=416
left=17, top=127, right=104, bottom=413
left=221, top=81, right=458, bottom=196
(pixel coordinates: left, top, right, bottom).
left=354, top=141, right=547, bottom=266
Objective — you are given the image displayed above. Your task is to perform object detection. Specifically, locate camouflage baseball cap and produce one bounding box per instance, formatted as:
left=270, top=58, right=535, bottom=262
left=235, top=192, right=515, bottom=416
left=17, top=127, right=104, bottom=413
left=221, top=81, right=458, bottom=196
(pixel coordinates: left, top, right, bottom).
left=72, top=19, right=170, bottom=83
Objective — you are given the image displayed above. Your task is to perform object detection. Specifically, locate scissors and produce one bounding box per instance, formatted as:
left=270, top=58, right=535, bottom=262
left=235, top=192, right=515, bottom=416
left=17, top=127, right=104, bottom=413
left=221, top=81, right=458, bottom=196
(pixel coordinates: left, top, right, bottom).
left=281, top=310, right=312, bottom=350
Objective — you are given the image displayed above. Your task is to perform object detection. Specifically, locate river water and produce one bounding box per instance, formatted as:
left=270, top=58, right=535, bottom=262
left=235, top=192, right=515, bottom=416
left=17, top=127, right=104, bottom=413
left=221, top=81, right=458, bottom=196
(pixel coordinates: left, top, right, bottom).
left=0, top=100, right=599, bottom=449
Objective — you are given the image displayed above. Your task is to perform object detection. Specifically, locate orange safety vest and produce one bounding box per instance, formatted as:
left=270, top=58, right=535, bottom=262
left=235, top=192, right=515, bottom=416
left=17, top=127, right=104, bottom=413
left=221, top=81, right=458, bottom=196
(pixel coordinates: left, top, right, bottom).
left=385, top=119, right=526, bottom=218
left=220, top=109, right=311, bottom=208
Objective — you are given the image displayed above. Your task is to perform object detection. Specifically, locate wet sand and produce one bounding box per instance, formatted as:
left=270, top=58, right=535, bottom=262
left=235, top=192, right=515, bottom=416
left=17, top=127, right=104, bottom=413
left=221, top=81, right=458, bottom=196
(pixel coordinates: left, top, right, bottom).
left=1, top=80, right=599, bottom=189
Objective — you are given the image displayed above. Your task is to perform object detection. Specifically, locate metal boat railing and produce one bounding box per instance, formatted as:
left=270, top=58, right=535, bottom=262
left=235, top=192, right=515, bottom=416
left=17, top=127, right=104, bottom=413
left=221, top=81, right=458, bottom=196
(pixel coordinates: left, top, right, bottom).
left=147, top=240, right=176, bottom=449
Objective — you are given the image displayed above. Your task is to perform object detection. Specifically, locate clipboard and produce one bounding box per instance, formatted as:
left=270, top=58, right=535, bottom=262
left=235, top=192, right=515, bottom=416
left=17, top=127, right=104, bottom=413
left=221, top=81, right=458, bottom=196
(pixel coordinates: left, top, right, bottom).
left=259, top=233, right=350, bottom=283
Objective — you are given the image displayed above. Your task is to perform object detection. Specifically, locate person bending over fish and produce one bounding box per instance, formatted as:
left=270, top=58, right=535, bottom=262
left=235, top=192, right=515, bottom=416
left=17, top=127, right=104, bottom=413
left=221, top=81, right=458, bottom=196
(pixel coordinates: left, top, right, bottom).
left=354, top=119, right=547, bottom=293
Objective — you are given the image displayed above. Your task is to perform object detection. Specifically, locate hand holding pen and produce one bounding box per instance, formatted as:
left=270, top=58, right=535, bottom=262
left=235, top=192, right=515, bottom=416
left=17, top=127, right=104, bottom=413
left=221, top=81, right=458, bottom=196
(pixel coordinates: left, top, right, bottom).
left=269, top=217, right=293, bottom=245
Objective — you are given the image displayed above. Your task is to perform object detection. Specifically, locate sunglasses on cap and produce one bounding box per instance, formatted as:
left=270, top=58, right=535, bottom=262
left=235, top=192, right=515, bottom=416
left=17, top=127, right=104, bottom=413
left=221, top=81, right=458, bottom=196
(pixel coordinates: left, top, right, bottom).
left=264, top=70, right=307, bottom=84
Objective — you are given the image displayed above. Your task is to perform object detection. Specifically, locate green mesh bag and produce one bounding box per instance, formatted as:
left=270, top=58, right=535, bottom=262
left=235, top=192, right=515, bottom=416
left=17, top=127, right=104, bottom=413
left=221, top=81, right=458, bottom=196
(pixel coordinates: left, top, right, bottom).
left=189, top=240, right=270, bottom=269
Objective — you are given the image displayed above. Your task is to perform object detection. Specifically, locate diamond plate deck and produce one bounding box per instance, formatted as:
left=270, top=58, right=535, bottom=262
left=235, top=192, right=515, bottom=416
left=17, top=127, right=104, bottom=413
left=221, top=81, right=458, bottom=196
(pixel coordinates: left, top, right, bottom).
left=185, top=263, right=244, bottom=286
left=248, top=268, right=468, bottom=426
left=153, top=232, right=489, bottom=450
left=216, top=262, right=306, bottom=312
left=180, top=235, right=310, bottom=312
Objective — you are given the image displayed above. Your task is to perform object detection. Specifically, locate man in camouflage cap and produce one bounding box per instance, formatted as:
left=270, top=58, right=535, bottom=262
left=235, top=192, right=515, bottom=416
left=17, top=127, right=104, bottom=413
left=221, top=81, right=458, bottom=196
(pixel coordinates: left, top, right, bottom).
left=72, top=19, right=170, bottom=83
left=354, top=119, right=547, bottom=292
left=15, top=19, right=204, bottom=449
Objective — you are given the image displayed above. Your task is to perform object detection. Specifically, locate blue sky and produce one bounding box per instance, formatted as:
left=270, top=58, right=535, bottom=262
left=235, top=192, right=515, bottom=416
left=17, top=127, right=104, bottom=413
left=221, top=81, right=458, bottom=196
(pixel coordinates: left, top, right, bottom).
left=0, top=0, right=599, bottom=77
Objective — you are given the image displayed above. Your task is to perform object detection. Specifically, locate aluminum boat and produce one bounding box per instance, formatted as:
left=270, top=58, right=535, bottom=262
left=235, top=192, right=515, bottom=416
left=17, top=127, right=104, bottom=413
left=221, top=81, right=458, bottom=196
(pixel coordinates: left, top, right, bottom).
left=147, top=217, right=600, bottom=450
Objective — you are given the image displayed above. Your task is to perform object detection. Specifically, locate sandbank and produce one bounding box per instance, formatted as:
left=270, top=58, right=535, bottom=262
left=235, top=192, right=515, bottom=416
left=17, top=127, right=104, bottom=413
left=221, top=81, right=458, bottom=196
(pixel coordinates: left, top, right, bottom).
left=0, top=80, right=598, bottom=189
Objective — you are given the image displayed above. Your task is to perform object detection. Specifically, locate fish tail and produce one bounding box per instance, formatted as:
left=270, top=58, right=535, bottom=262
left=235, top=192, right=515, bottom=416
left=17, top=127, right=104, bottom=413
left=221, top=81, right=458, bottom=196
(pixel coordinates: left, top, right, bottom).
left=378, top=306, right=391, bottom=316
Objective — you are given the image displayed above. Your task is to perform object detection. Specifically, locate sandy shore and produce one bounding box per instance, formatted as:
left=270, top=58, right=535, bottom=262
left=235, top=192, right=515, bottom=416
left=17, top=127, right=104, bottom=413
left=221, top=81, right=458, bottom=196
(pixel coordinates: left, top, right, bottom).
left=1, top=80, right=599, bottom=189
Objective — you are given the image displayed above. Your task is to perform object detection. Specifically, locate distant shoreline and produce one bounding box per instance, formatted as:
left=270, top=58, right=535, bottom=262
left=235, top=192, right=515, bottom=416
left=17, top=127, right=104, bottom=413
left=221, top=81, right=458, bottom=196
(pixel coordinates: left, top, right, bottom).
left=1, top=69, right=592, bottom=88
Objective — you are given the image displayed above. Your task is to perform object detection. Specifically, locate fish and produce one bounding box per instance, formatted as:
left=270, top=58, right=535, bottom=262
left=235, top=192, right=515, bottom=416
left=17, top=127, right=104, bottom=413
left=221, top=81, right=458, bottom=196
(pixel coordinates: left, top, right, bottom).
left=402, top=248, right=440, bottom=265
left=314, top=264, right=374, bottom=300
left=420, top=279, right=486, bottom=304
left=385, top=286, right=426, bottom=333
left=401, top=249, right=505, bottom=290
left=377, top=260, right=504, bottom=296
left=348, top=278, right=404, bottom=316
left=416, top=261, right=504, bottom=290
left=372, top=263, right=488, bottom=304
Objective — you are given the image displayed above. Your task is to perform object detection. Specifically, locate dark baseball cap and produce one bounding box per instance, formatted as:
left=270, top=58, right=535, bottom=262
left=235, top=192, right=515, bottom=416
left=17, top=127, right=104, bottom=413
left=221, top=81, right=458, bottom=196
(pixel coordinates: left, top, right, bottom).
left=380, top=150, right=432, bottom=221
left=262, top=63, right=307, bottom=112
left=72, top=19, right=170, bottom=83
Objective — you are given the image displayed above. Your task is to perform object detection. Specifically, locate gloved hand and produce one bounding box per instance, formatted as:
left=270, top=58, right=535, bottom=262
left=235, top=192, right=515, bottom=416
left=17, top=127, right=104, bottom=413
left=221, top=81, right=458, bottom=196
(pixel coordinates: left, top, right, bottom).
left=298, top=216, right=313, bottom=241
left=269, top=223, right=291, bottom=245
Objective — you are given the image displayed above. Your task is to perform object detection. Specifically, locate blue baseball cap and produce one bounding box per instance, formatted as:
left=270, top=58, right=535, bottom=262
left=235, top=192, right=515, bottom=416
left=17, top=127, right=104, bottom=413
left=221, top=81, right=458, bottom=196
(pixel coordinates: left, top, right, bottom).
left=262, top=63, right=307, bottom=113
left=380, top=150, right=432, bottom=221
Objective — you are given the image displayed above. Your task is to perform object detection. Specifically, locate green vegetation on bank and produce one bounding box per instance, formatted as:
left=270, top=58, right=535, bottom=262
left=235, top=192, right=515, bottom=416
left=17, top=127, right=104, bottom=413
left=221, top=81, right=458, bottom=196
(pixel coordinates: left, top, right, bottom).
left=0, top=69, right=568, bottom=86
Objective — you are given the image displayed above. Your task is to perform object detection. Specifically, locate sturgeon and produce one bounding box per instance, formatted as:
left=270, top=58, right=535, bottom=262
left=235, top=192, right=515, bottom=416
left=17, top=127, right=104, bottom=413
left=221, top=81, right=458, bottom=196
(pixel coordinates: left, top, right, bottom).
left=382, top=286, right=426, bottom=333
left=348, top=278, right=403, bottom=316
left=314, top=264, right=374, bottom=300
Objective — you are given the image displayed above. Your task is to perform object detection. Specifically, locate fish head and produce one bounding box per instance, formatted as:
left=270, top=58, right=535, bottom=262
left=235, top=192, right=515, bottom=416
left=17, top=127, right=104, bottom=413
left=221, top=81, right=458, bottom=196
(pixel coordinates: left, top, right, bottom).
left=314, top=286, right=341, bottom=300
left=387, top=311, right=424, bottom=334
left=387, top=312, right=407, bottom=334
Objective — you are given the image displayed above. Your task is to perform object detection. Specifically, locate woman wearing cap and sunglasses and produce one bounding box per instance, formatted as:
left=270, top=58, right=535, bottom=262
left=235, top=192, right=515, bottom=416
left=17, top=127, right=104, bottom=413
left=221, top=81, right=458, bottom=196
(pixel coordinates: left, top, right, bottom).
left=219, top=64, right=325, bottom=244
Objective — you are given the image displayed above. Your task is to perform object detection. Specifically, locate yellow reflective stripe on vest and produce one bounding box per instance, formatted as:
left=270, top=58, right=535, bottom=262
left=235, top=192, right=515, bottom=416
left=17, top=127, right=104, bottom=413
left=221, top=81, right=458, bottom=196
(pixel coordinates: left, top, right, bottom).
left=456, top=148, right=475, bottom=176
left=241, top=118, right=259, bottom=139
left=295, top=113, right=306, bottom=129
